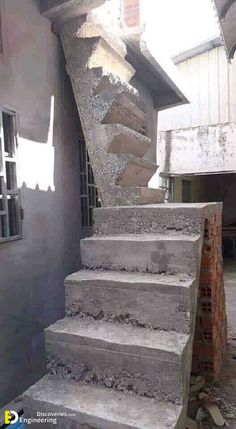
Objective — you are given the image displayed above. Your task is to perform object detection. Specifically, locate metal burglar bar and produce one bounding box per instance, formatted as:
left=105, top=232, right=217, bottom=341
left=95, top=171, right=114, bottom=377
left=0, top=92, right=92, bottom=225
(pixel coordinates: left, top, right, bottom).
left=79, top=136, right=100, bottom=229
left=0, top=109, right=21, bottom=242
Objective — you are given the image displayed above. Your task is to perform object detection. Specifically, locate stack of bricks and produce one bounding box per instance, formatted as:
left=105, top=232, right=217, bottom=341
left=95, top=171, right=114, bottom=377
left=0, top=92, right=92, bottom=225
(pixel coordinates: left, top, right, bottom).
left=192, top=214, right=227, bottom=379
left=122, top=0, right=140, bottom=28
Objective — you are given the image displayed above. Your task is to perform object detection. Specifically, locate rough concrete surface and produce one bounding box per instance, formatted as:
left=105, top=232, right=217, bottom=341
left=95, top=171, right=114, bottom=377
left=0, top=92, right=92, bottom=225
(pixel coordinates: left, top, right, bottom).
left=23, top=375, right=184, bottom=429
left=65, top=269, right=196, bottom=332
left=94, top=203, right=223, bottom=236
left=45, top=316, right=189, bottom=402
left=81, top=234, right=202, bottom=274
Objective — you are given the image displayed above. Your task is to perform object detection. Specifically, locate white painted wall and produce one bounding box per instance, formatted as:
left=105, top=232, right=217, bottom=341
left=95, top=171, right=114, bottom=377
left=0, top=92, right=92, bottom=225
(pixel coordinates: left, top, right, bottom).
left=158, top=46, right=236, bottom=131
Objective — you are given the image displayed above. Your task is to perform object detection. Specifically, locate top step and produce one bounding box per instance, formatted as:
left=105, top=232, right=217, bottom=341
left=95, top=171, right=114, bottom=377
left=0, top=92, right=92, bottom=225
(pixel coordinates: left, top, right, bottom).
left=94, top=203, right=222, bottom=236
left=63, top=35, right=135, bottom=82
left=60, top=15, right=127, bottom=59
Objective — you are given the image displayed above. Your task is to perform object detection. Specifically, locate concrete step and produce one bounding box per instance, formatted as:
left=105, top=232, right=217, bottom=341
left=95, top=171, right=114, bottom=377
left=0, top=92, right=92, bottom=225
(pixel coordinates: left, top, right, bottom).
left=23, top=375, right=184, bottom=429
left=101, top=185, right=166, bottom=206
left=93, top=67, right=139, bottom=98
left=93, top=203, right=220, bottom=236
left=64, top=36, right=135, bottom=82
left=105, top=124, right=151, bottom=157
left=115, top=155, right=157, bottom=187
left=65, top=269, right=196, bottom=333
left=81, top=234, right=202, bottom=275
left=101, top=93, right=146, bottom=134
left=45, top=316, right=190, bottom=403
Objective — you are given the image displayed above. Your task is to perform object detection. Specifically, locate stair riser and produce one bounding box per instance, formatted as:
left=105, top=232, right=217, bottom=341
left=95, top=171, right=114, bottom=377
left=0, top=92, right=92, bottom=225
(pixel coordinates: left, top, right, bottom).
left=46, top=336, right=190, bottom=403
left=102, top=101, right=146, bottom=134
left=65, top=279, right=195, bottom=333
left=117, top=162, right=157, bottom=187
left=81, top=238, right=201, bottom=275
left=100, top=186, right=166, bottom=206
left=94, top=205, right=209, bottom=236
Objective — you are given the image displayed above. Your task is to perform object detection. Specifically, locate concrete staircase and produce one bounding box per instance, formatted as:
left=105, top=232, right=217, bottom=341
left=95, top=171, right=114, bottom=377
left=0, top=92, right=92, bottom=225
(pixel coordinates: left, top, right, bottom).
left=58, top=15, right=165, bottom=207
left=23, top=204, right=207, bottom=428
left=23, top=13, right=208, bottom=429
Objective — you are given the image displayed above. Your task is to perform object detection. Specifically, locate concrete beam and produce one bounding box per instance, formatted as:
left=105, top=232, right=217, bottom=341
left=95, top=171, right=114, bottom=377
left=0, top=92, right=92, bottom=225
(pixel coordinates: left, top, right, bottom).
left=158, top=123, right=236, bottom=176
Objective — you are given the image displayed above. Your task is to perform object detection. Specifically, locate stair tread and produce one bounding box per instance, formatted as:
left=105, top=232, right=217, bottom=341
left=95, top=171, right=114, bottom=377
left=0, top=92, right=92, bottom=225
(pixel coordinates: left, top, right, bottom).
left=24, top=375, right=183, bottom=429
left=106, top=124, right=151, bottom=157
left=93, top=67, right=139, bottom=97
left=66, top=269, right=194, bottom=289
left=46, top=316, right=189, bottom=358
left=85, top=36, right=135, bottom=78
left=82, top=233, right=201, bottom=242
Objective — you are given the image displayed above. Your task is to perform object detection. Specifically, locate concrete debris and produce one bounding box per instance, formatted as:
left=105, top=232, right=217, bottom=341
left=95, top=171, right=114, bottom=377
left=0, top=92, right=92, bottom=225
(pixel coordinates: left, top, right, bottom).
left=187, top=380, right=230, bottom=428
left=205, top=404, right=225, bottom=427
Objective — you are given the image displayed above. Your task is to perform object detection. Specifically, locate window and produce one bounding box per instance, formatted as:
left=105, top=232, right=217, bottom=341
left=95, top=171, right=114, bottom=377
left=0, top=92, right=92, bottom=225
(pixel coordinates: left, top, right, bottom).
left=79, top=136, right=100, bottom=229
left=0, top=109, right=21, bottom=242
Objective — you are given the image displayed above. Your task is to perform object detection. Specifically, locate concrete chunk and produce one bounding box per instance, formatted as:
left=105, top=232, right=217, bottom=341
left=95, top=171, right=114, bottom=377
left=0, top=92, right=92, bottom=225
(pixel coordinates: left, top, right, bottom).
left=24, top=375, right=184, bottom=429
left=65, top=269, right=196, bottom=332
left=45, top=316, right=190, bottom=402
left=81, top=234, right=202, bottom=274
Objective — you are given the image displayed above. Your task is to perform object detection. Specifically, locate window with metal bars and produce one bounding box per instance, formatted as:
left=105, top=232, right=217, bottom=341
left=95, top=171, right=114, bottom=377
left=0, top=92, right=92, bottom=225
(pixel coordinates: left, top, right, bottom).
left=0, top=109, right=21, bottom=242
left=79, top=136, right=100, bottom=229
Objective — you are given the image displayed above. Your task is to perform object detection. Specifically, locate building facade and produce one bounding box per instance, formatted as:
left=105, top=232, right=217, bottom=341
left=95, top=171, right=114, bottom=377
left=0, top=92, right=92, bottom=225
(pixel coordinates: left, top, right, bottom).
left=158, top=38, right=236, bottom=230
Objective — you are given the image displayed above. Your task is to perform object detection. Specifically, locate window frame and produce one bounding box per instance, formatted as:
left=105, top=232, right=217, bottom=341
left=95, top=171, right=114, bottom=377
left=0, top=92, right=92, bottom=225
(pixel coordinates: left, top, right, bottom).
left=0, top=107, right=22, bottom=243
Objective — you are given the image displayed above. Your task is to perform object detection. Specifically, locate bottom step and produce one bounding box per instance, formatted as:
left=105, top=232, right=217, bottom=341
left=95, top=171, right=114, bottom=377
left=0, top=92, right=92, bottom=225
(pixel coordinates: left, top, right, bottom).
left=23, top=375, right=184, bottom=429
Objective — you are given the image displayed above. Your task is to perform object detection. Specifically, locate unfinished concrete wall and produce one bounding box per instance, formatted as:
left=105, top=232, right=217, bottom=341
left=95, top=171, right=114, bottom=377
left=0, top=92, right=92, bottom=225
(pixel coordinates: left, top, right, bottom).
left=159, top=123, right=236, bottom=176
left=0, top=0, right=81, bottom=407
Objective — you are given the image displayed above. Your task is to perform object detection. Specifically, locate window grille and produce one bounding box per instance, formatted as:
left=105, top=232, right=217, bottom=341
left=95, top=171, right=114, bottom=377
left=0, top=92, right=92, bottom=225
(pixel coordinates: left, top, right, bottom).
left=79, top=137, right=100, bottom=229
left=0, top=109, right=21, bottom=242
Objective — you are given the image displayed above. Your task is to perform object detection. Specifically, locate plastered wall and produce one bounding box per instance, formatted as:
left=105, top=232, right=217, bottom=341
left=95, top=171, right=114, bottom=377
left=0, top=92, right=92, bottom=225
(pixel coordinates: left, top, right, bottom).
left=0, top=0, right=81, bottom=406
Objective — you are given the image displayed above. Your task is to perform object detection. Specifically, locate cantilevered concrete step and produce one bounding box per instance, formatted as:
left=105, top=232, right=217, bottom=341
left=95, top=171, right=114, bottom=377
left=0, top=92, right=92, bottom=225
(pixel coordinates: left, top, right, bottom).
left=24, top=375, right=184, bottom=429
left=65, top=269, right=196, bottom=333
left=64, top=36, right=135, bottom=82
left=93, top=68, right=139, bottom=98
left=102, top=185, right=166, bottom=206
left=45, top=316, right=190, bottom=402
left=101, top=93, right=146, bottom=134
left=75, top=16, right=127, bottom=59
left=81, top=234, right=202, bottom=275
left=93, top=202, right=219, bottom=236
left=115, top=155, right=157, bottom=187
left=105, top=124, right=151, bottom=157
